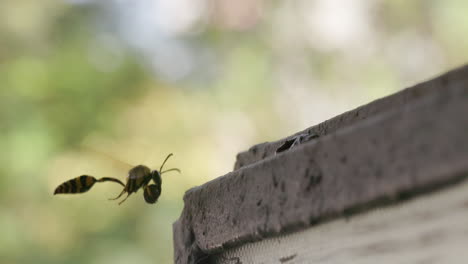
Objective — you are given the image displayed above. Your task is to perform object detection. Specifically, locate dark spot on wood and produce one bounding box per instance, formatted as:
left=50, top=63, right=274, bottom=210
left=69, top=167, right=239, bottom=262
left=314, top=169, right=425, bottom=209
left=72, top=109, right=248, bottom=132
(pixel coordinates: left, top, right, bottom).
left=276, top=139, right=296, bottom=153
left=188, top=228, right=195, bottom=242
left=273, top=174, right=279, bottom=188
left=340, top=155, right=347, bottom=164
left=304, top=164, right=323, bottom=192
left=307, top=174, right=322, bottom=192
left=251, top=146, right=258, bottom=154
left=279, top=254, right=297, bottom=263
left=256, top=199, right=262, bottom=206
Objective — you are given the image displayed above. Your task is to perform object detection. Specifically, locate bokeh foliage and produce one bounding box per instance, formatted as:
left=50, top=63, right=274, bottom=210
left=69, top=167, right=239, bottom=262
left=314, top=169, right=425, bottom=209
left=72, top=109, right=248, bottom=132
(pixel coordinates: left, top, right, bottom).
left=1, top=0, right=468, bottom=263
left=1, top=2, right=149, bottom=263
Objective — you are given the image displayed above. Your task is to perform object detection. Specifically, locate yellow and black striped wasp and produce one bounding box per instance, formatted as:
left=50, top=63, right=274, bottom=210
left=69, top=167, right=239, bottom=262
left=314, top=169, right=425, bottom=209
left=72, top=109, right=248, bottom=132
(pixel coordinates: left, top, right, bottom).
left=53, top=153, right=180, bottom=205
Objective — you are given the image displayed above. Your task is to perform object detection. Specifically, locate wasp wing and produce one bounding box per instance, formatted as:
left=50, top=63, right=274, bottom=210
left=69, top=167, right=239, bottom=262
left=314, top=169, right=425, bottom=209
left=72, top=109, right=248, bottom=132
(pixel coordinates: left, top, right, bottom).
left=127, top=165, right=151, bottom=179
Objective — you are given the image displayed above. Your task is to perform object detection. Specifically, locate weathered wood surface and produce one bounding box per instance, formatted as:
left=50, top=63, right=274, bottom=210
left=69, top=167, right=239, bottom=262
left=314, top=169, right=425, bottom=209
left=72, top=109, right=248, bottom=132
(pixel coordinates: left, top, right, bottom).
left=212, top=179, right=468, bottom=264
left=173, top=68, right=468, bottom=263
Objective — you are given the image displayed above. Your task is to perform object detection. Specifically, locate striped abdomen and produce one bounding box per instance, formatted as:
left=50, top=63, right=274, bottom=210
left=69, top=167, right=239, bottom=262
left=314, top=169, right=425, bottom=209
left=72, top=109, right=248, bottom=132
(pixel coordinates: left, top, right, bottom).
left=54, top=175, right=96, bottom=194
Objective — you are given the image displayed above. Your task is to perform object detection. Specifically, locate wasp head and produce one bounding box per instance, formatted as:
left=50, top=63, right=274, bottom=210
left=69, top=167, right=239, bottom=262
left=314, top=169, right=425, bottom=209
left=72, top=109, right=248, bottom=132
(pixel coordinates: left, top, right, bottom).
left=150, top=170, right=162, bottom=186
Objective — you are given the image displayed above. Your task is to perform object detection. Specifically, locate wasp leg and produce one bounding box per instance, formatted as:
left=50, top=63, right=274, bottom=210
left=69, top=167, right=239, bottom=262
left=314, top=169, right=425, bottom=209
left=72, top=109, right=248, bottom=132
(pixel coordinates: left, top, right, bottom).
left=109, top=189, right=126, bottom=200
left=118, top=193, right=132, bottom=205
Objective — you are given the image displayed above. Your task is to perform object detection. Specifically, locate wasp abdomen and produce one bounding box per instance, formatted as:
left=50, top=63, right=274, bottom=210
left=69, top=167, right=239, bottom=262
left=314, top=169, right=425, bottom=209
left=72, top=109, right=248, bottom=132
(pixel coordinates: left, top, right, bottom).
left=54, top=175, right=96, bottom=194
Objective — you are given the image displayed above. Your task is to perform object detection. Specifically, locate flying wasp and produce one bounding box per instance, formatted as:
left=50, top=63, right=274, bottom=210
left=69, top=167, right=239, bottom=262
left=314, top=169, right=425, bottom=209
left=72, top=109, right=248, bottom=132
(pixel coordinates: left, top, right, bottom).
left=53, top=153, right=180, bottom=205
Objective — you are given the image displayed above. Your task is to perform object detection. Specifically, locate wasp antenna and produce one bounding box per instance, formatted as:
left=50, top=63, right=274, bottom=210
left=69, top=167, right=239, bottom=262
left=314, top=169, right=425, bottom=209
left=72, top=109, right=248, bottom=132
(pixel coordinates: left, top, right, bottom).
left=161, top=168, right=181, bottom=174
left=159, top=153, right=174, bottom=172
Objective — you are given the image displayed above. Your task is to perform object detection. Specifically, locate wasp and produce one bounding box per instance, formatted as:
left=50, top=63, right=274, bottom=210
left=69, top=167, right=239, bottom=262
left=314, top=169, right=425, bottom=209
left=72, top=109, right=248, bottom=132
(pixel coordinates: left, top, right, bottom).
left=53, top=153, right=180, bottom=205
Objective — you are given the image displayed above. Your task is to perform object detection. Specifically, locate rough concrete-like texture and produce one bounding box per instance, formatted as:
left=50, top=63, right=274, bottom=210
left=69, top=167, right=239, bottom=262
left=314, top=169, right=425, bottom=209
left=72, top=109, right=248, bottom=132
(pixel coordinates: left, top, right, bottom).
left=173, top=65, right=468, bottom=264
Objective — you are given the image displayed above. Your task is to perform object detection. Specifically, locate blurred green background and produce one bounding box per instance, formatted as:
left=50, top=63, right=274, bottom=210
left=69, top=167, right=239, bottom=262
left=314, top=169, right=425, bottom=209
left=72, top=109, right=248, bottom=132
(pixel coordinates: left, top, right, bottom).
left=1, top=0, right=468, bottom=263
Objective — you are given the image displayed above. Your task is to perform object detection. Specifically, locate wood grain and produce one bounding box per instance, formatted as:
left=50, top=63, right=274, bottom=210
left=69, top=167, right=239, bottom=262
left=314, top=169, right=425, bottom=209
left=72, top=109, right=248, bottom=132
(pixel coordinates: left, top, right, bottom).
left=212, top=180, right=468, bottom=264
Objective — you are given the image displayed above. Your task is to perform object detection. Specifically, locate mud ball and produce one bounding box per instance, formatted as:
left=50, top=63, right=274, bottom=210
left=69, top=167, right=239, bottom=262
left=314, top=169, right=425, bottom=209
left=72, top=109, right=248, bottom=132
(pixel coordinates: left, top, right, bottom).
left=144, top=184, right=161, bottom=204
